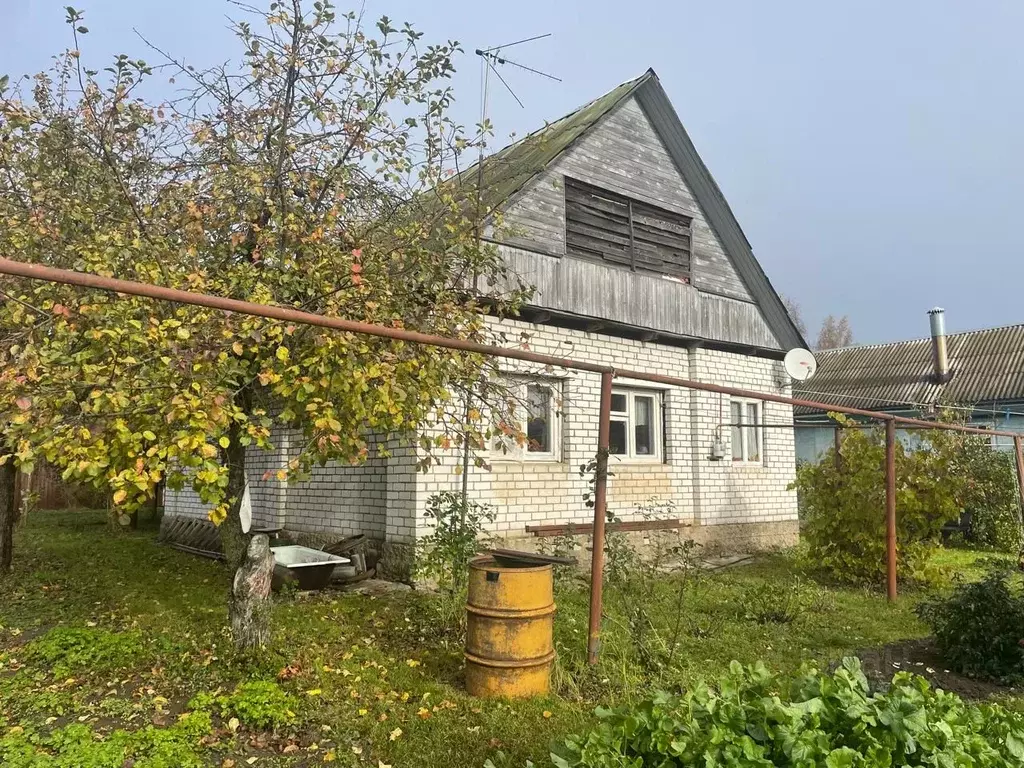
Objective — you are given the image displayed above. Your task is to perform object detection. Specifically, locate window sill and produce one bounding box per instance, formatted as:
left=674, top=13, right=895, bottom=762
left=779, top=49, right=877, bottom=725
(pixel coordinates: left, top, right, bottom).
left=489, top=455, right=564, bottom=465
left=609, top=456, right=666, bottom=466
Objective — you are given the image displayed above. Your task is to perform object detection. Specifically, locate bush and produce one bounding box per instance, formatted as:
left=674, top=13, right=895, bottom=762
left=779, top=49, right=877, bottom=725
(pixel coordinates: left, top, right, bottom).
left=918, top=570, right=1024, bottom=682
left=794, top=419, right=967, bottom=585
left=188, top=680, right=297, bottom=730
left=549, top=658, right=1024, bottom=767
left=742, top=578, right=815, bottom=624
left=958, top=447, right=1023, bottom=553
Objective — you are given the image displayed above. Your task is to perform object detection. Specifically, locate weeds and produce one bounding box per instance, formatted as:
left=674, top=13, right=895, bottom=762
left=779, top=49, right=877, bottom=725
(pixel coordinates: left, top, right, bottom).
left=188, top=680, right=298, bottom=730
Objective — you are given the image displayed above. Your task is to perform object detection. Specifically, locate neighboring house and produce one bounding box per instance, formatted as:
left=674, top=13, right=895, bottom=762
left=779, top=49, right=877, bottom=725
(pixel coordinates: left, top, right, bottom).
left=163, top=69, right=807, bottom=572
left=794, top=309, right=1024, bottom=463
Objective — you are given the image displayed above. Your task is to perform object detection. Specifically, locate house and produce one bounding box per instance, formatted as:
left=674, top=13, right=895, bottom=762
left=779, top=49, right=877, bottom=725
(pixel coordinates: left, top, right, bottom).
left=163, top=70, right=807, bottom=574
left=793, top=308, right=1024, bottom=462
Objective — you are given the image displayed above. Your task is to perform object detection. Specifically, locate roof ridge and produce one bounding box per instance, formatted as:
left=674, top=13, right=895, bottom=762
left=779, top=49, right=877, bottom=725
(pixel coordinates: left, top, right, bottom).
left=816, top=320, right=1024, bottom=355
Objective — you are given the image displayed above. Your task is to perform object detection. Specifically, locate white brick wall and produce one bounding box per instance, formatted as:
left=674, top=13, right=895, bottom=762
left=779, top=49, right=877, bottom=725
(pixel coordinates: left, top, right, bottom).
left=164, top=317, right=798, bottom=544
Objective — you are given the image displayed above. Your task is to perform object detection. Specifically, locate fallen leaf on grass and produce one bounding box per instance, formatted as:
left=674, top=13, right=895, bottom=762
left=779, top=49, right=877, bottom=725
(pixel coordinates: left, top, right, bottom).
left=228, top=717, right=240, bottom=733
left=389, top=727, right=402, bottom=741
left=543, top=711, right=553, bottom=719
left=417, top=707, right=431, bottom=719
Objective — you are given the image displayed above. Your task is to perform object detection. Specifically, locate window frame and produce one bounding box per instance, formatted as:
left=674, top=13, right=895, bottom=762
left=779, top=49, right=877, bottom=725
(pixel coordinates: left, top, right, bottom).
left=491, top=379, right=563, bottom=463
left=730, top=397, right=763, bottom=464
left=609, top=388, right=664, bottom=462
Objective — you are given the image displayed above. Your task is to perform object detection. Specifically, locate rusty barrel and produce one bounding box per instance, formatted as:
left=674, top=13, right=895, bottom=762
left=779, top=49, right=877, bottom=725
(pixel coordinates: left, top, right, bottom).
left=465, top=555, right=555, bottom=698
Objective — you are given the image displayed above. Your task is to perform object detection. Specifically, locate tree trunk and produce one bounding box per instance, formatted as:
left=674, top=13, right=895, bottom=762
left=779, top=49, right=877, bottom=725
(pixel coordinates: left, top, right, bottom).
left=230, top=533, right=274, bottom=651
left=220, top=424, right=250, bottom=572
left=0, top=459, right=17, bottom=576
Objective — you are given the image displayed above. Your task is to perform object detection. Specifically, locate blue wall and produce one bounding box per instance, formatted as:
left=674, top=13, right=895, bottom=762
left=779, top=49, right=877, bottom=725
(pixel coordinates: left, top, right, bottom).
left=795, top=405, right=1024, bottom=465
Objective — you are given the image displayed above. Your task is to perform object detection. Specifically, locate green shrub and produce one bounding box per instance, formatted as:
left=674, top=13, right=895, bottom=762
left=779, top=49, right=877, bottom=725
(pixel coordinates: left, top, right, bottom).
left=794, top=420, right=963, bottom=585
left=23, top=627, right=143, bottom=678
left=188, top=680, right=297, bottom=730
left=959, top=448, right=1023, bottom=553
left=549, top=658, right=1024, bottom=767
left=917, top=570, right=1024, bottom=682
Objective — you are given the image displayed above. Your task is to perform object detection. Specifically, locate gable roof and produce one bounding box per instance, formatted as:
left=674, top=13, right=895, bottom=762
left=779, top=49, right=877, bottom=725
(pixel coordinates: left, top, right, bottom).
left=793, top=323, right=1024, bottom=414
left=459, top=69, right=807, bottom=352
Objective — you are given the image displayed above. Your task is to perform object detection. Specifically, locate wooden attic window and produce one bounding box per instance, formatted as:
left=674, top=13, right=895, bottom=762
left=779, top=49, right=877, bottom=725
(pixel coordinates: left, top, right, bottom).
left=564, top=177, right=692, bottom=280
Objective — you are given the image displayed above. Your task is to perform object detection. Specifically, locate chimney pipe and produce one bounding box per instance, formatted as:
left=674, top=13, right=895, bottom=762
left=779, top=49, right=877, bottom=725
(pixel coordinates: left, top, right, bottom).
left=928, top=307, right=950, bottom=383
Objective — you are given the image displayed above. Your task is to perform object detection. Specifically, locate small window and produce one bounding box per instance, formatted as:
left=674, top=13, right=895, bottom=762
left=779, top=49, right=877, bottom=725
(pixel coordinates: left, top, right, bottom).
left=731, top=398, right=762, bottom=463
left=609, top=388, right=663, bottom=461
left=564, top=177, right=692, bottom=280
left=493, top=380, right=561, bottom=461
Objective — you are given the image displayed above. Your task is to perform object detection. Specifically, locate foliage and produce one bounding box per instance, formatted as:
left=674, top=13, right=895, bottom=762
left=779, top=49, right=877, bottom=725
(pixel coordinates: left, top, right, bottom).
left=816, top=314, right=854, bottom=350
left=0, top=0, right=529, bottom=641
left=794, top=417, right=969, bottom=585
left=956, top=443, right=1023, bottom=552
left=550, top=658, right=1024, bottom=768
left=188, top=680, right=297, bottom=730
left=918, top=570, right=1024, bottom=682
left=742, top=577, right=815, bottom=624
left=23, top=627, right=143, bottom=679
left=0, top=712, right=212, bottom=768
left=416, top=491, right=495, bottom=632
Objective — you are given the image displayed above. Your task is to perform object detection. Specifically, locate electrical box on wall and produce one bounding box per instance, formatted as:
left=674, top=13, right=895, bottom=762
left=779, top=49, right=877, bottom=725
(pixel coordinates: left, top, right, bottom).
left=709, top=437, right=726, bottom=461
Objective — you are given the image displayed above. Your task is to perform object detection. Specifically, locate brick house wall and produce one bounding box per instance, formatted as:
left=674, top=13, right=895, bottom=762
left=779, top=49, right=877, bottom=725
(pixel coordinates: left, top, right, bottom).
left=164, top=316, right=799, bottom=561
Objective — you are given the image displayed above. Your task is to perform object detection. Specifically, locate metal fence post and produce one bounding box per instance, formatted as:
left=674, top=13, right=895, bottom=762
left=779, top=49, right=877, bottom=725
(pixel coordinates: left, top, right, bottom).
left=587, top=371, right=613, bottom=665
left=834, top=427, right=843, bottom=472
left=885, top=419, right=897, bottom=601
left=1013, top=436, right=1024, bottom=519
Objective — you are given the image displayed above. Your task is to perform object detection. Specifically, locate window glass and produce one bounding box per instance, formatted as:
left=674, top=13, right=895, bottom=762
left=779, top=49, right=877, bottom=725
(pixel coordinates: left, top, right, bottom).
left=609, top=420, right=628, bottom=455
left=745, top=402, right=760, bottom=461
left=634, top=395, right=654, bottom=455
left=526, top=384, right=552, bottom=453
left=611, top=393, right=628, bottom=413
left=730, top=401, right=743, bottom=461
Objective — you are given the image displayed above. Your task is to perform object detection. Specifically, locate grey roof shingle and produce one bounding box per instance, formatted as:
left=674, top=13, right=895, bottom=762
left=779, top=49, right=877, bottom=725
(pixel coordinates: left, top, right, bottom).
left=794, top=324, right=1024, bottom=414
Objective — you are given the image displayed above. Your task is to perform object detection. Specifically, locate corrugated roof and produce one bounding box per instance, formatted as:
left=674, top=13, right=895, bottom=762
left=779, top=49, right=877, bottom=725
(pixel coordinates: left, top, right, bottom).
left=794, top=323, right=1024, bottom=414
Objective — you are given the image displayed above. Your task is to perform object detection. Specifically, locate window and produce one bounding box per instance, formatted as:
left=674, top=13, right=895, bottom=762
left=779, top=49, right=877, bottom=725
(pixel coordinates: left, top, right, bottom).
left=493, top=380, right=561, bottom=461
left=609, top=389, right=663, bottom=460
left=564, top=177, right=692, bottom=280
left=730, top=399, right=762, bottom=463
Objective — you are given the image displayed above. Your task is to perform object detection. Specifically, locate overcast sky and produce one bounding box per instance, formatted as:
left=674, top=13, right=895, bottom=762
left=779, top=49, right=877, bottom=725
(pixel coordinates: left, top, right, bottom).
left=4, top=0, right=1023, bottom=345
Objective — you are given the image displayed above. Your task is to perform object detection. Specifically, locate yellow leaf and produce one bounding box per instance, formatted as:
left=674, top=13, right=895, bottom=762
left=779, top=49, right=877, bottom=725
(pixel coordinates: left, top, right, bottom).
left=143, top=430, right=156, bottom=441
left=323, top=751, right=336, bottom=763
left=389, top=727, right=402, bottom=741
left=405, top=659, right=421, bottom=667
left=176, top=327, right=190, bottom=340
left=543, top=710, right=553, bottom=718
left=276, top=346, right=289, bottom=362
left=417, top=707, right=431, bottom=719
left=112, top=489, right=127, bottom=505
left=305, top=688, right=322, bottom=696
left=219, top=436, right=230, bottom=449
left=232, top=341, right=244, bottom=355
left=228, top=717, right=240, bottom=732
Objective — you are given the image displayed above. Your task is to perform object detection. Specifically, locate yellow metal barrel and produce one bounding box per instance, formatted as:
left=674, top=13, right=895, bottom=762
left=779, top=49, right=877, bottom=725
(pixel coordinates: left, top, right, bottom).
left=465, top=555, right=555, bottom=698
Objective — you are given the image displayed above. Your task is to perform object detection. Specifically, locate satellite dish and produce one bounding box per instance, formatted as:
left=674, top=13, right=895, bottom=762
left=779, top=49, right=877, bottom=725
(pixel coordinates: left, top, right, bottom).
left=784, top=348, right=818, bottom=382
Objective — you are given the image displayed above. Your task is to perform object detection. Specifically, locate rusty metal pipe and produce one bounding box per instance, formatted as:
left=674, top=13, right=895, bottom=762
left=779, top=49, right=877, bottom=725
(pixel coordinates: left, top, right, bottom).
left=885, top=419, right=897, bottom=601
left=587, top=371, right=613, bottom=666
left=1014, top=437, right=1024, bottom=528
left=9, top=258, right=1021, bottom=435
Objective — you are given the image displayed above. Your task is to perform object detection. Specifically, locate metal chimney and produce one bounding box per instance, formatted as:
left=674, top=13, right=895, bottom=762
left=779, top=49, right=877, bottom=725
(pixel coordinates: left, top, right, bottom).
left=927, top=307, right=950, bottom=383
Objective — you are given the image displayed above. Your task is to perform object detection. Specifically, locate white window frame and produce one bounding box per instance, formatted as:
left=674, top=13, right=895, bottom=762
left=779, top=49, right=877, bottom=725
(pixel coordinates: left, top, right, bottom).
left=730, top=397, right=763, bottom=464
left=609, top=388, right=663, bottom=462
left=491, top=379, right=562, bottom=462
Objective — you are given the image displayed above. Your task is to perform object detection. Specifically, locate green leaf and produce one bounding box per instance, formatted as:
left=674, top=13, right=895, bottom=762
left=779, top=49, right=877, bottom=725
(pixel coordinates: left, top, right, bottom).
left=219, top=436, right=230, bottom=449
left=76, top=25, right=89, bottom=34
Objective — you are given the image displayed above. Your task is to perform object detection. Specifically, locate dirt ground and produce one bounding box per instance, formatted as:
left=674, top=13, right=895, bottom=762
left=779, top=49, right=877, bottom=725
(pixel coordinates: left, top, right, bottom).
left=855, top=638, right=1020, bottom=700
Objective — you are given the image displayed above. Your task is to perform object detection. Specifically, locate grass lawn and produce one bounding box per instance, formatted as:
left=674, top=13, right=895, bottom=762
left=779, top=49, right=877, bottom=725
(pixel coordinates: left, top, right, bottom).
left=0, top=510, right=1003, bottom=767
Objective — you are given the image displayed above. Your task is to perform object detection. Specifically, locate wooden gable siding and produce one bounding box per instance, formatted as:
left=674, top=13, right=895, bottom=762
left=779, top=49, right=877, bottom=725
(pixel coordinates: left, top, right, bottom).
left=496, top=244, right=782, bottom=350
left=494, top=97, right=752, bottom=302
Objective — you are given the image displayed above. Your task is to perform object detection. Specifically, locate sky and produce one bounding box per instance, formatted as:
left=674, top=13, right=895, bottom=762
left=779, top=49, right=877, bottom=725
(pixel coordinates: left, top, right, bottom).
left=3, top=0, right=1024, bottom=346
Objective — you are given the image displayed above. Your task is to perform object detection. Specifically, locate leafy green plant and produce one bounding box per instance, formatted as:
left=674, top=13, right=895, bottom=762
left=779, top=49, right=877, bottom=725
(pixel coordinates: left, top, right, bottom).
left=794, top=417, right=965, bottom=585
left=416, top=491, right=496, bottom=633
left=958, top=446, right=1023, bottom=552
left=918, top=570, right=1024, bottom=682
left=0, top=711, right=213, bottom=768
left=188, top=680, right=297, bottom=730
left=742, top=578, right=814, bottom=624
left=23, top=626, right=143, bottom=678
left=549, top=658, right=1024, bottom=767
